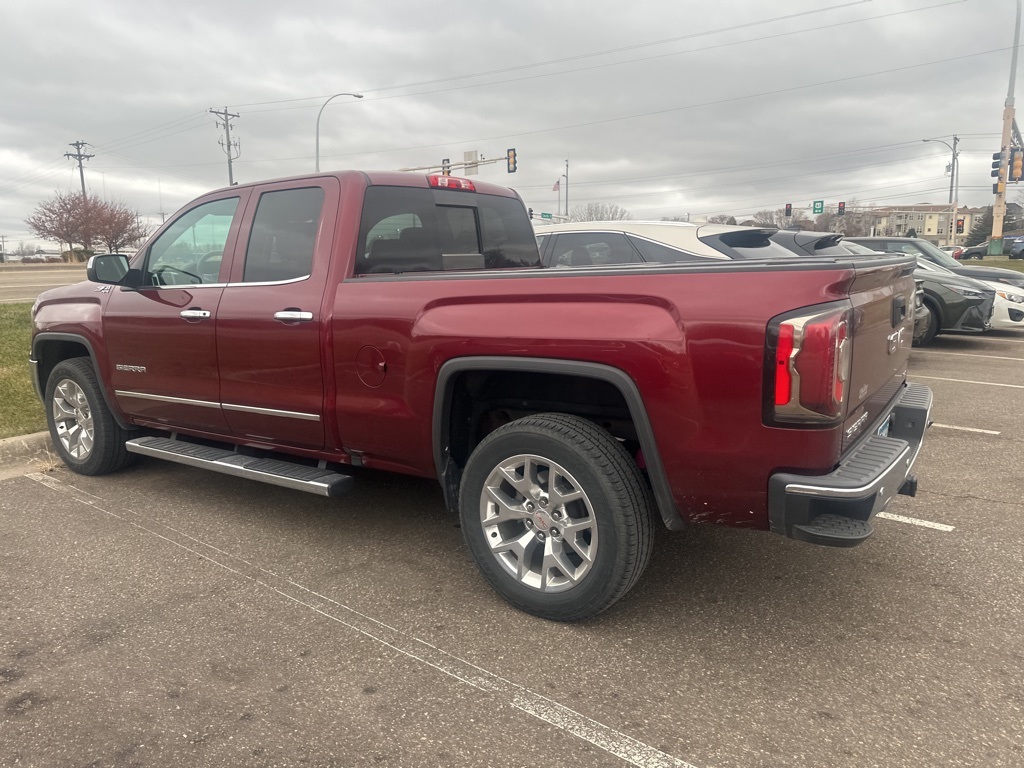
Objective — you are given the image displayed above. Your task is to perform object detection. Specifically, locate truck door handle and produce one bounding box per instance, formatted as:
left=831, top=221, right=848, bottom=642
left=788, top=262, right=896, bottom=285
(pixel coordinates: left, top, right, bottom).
left=274, top=310, right=314, bottom=322
left=179, top=309, right=211, bottom=320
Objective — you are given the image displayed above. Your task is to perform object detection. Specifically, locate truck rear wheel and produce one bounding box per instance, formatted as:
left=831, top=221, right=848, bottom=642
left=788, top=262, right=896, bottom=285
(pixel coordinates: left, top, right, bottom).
left=459, top=413, right=654, bottom=621
left=45, top=358, right=134, bottom=476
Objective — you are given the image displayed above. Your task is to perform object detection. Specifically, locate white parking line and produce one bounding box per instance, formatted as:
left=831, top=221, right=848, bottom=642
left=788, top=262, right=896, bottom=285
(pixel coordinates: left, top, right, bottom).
left=931, top=423, right=1001, bottom=435
left=915, top=350, right=1023, bottom=362
left=911, top=375, right=1024, bottom=389
left=25, top=472, right=698, bottom=768
left=876, top=512, right=955, bottom=532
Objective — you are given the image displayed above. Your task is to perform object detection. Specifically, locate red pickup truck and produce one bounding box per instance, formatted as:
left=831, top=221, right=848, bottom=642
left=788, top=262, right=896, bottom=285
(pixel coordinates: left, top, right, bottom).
left=30, top=171, right=932, bottom=620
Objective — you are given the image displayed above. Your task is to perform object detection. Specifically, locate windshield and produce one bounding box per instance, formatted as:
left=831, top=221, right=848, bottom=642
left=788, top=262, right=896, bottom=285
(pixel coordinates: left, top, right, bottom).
left=915, top=257, right=955, bottom=275
left=841, top=241, right=878, bottom=255
left=912, top=238, right=962, bottom=268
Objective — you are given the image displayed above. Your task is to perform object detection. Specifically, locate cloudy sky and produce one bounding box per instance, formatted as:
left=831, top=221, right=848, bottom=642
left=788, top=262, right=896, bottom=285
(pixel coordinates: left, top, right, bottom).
left=1, top=0, right=1021, bottom=248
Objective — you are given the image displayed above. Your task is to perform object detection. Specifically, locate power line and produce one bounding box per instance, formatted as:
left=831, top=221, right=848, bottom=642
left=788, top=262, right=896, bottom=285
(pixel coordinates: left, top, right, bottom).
left=227, top=0, right=957, bottom=111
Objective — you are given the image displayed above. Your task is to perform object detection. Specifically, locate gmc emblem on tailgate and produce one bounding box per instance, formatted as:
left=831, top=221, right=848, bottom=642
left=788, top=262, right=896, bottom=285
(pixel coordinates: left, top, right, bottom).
left=887, top=327, right=905, bottom=355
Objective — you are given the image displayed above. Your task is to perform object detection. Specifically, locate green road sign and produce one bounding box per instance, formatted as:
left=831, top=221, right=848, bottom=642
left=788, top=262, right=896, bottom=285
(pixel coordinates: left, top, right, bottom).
left=541, top=212, right=553, bottom=219
left=812, top=200, right=824, bottom=214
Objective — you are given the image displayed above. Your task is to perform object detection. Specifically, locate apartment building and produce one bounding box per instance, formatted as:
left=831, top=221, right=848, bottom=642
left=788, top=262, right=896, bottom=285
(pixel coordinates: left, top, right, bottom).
left=867, top=204, right=983, bottom=246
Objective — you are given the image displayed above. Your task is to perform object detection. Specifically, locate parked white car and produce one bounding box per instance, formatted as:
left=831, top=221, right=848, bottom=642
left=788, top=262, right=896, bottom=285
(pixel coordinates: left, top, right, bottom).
left=982, top=279, right=1024, bottom=330
left=533, top=220, right=797, bottom=264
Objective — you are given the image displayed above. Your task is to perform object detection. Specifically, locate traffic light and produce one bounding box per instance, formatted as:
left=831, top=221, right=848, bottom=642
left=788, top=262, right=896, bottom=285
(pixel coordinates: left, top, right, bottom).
left=506, top=148, right=517, bottom=173
left=837, top=201, right=846, bottom=216
left=992, top=150, right=1006, bottom=179
left=1011, top=148, right=1024, bottom=182
left=527, top=207, right=533, bottom=219
left=784, top=203, right=792, bottom=217
left=956, top=217, right=965, bottom=234
left=441, top=158, right=451, bottom=177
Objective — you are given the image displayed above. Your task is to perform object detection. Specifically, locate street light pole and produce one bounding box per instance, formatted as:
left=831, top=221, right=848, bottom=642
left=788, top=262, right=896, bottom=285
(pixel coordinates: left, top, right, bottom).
left=923, top=136, right=959, bottom=246
left=315, top=92, right=363, bottom=172
left=991, top=0, right=1022, bottom=255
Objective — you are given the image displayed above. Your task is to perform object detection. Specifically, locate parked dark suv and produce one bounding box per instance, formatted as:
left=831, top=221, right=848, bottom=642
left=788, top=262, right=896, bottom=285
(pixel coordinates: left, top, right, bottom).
left=848, top=237, right=1024, bottom=289
left=772, top=231, right=994, bottom=346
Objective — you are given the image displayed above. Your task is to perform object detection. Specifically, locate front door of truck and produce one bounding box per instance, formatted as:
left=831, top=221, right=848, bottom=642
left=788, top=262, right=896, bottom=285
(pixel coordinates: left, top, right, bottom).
left=215, top=180, right=337, bottom=450
left=103, top=193, right=247, bottom=433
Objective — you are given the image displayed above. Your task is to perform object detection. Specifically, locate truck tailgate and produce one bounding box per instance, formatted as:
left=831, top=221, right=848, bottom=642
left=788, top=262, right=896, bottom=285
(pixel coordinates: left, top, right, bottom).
left=841, top=258, right=917, bottom=451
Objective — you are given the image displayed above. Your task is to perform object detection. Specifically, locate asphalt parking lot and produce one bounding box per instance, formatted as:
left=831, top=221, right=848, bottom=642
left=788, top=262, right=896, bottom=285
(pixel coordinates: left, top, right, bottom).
left=1, top=331, right=1022, bottom=768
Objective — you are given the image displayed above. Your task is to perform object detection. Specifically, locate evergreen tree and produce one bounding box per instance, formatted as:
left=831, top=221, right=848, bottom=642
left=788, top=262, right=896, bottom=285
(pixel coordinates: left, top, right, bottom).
left=964, top=207, right=993, bottom=246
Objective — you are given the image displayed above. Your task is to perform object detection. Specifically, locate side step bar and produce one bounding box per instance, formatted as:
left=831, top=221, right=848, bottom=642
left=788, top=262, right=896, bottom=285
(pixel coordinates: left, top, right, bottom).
left=125, top=435, right=354, bottom=498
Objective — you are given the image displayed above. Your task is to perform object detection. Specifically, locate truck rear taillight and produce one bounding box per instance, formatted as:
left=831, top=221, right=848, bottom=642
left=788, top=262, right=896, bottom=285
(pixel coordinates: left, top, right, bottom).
left=766, top=303, right=852, bottom=426
left=428, top=175, right=475, bottom=191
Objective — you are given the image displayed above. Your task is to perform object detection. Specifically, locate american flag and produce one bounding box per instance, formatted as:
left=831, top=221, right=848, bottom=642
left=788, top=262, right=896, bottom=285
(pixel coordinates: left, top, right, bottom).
left=552, top=180, right=560, bottom=192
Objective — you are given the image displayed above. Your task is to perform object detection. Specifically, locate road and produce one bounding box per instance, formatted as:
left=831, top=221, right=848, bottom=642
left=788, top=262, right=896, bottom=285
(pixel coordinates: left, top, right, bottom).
left=1, top=331, right=1022, bottom=767
left=0, top=265, right=87, bottom=303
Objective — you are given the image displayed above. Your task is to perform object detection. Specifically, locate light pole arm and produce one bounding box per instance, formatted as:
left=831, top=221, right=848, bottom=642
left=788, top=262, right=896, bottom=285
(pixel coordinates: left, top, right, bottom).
left=315, top=92, right=363, bottom=172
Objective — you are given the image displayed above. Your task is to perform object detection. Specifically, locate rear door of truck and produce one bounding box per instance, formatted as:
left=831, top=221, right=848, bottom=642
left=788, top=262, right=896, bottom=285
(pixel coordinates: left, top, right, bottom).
left=215, top=177, right=341, bottom=451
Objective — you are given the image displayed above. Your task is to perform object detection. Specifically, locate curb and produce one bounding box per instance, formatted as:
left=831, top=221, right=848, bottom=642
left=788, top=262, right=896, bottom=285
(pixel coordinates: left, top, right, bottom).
left=0, top=431, right=55, bottom=476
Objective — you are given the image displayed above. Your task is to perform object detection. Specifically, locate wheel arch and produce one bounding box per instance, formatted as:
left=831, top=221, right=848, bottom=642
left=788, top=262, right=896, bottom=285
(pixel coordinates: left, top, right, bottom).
left=32, top=332, right=131, bottom=430
left=921, top=295, right=944, bottom=331
left=432, top=356, right=683, bottom=530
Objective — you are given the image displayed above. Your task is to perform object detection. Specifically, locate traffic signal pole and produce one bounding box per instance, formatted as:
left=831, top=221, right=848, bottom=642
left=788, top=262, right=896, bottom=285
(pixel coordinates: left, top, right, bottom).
left=990, top=0, right=1022, bottom=256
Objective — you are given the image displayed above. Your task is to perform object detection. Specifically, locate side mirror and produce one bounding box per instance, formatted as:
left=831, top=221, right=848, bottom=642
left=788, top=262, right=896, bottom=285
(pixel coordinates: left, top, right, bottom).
left=87, top=253, right=130, bottom=284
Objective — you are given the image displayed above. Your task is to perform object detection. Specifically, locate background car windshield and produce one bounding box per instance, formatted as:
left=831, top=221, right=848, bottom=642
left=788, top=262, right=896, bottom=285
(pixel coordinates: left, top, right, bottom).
left=842, top=242, right=879, bottom=255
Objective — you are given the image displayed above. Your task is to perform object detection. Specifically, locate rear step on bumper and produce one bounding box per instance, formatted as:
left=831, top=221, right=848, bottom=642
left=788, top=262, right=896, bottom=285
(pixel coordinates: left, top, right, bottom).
left=768, top=381, right=933, bottom=548
left=125, top=435, right=354, bottom=498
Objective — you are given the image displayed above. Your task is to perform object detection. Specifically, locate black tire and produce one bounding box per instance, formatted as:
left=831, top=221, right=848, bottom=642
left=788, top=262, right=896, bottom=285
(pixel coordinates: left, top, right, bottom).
left=45, top=358, right=134, bottom=476
left=459, top=413, right=654, bottom=621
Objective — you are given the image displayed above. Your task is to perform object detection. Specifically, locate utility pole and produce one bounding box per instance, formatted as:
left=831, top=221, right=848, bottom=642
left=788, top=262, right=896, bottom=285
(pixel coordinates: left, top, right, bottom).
left=923, top=136, right=959, bottom=245
left=564, top=159, right=569, bottom=218
left=209, top=107, right=240, bottom=185
left=64, top=140, right=94, bottom=198
left=991, top=0, right=1022, bottom=255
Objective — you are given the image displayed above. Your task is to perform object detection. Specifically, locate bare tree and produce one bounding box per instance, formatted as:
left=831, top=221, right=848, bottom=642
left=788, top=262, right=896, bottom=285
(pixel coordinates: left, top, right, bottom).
left=25, top=191, right=90, bottom=257
left=26, top=193, right=148, bottom=260
left=750, top=208, right=812, bottom=229
left=569, top=203, right=631, bottom=222
left=93, top=200, right=150, bottom=253
left=706, top=214, right=737, bottom=225
left=819, top=198, right=873, bottom=237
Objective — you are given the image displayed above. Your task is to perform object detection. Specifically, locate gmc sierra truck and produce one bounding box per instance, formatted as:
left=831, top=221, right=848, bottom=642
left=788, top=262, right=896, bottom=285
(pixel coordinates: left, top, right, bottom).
left=30, top=171, right=932, bottom=621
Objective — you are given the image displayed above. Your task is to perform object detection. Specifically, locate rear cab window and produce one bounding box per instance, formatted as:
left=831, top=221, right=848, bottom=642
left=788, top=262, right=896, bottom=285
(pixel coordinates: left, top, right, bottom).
left=355, top=186, right=540, bottom=275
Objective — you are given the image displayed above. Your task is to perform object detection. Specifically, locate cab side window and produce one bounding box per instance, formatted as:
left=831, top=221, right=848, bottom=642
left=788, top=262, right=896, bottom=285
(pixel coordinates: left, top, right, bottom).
left=242, top=187, right=325, bottom=283
left=144, top=197, right=239, bottom=286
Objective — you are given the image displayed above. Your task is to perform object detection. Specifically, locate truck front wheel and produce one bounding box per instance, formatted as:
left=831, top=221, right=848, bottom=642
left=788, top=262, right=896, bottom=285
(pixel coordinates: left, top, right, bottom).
left=459, top=413, right=654, bottom=621
left=45, top=358, right=134, bottom=476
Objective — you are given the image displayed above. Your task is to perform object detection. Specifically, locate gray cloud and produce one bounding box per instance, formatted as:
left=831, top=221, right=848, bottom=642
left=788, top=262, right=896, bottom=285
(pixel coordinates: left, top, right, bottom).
left=0, top=0, right=1016, bottom=247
